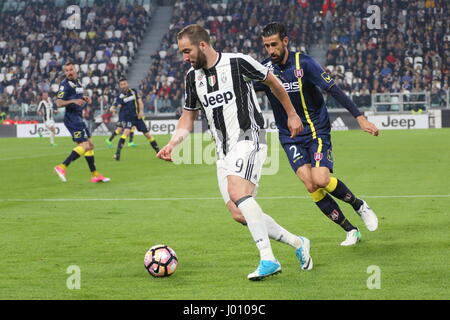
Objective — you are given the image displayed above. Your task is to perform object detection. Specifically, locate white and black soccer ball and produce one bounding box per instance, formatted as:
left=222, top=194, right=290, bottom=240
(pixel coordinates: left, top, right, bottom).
left=144, top=245, right=178, bottom=277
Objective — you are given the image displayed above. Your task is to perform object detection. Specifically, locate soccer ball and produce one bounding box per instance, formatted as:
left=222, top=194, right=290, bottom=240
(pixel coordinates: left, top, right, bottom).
left=144, top=245, right=178, bottom=277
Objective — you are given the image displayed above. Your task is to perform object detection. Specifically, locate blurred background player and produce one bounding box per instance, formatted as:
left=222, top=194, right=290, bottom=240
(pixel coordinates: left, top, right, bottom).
left=53, top=62, right=110, bottom=183
left=254, top=22, right=379, bottom=246
left=105, top=102, right=138, bottom=148
left=158, top=24, right=312, bottom=281
left=112, top=78, right=159, bottom=161
left=37, top=92, right=58, bottom=147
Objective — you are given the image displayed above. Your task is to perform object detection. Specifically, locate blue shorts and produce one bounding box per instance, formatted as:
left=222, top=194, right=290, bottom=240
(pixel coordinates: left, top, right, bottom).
left=117, top=120, right=133, bottom=129
left=65, top=121, right=91, bottom=143
left=131, top=118, right=149, bottom=134
left=282, top=136, right=333, bottom=173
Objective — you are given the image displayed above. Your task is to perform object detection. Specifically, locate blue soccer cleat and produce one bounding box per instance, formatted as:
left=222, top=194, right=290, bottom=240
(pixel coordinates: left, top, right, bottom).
left=247, top=260, right=282, bottom=281
left=295, top=236, right=313, bottom=271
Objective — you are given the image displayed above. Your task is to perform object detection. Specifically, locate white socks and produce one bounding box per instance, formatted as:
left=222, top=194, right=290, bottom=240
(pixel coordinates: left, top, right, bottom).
left=262, top=213, right=302, bottom=249
left=237, top=196, right=276, bottom=261
left=50, top=131, right=55, bottom=144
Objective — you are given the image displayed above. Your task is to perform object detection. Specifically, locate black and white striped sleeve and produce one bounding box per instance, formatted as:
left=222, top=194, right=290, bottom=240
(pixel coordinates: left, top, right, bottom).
left=184, top=70, right=200, bottom=111
left=237, top=54, right=269, bottom=82
left=37, top=101, right=44, bottom=113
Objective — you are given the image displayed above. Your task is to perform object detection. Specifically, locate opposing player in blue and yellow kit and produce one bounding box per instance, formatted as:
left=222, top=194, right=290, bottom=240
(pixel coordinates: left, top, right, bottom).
left=258, top=23, right=380, bottom=245
left=105, top=102, right=138, bottom=148
left=53, top=62, right=110, bottom=183
left=112, top=78, right=159, bottom=161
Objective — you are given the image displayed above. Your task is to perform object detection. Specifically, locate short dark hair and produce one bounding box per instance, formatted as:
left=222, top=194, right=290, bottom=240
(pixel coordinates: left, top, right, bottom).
left=177, top=24, right=211, bottom=46
left=119, top=78, right=127, bottom=82
left=64, top=61, right=75, bottom=67
left=261, top=22, right=288, bottom=40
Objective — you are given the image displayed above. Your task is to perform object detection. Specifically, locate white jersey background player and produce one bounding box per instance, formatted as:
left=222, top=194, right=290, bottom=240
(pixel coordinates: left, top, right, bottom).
left=157, top=24, right=312, bottom=281
left=37, top=92, right=58, bottom=146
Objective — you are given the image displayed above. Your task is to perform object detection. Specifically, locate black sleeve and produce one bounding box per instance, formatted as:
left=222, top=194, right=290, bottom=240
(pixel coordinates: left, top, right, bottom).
left=183, top=70, right=200, bottom=111
left=327, top=85, right=362, bottom=118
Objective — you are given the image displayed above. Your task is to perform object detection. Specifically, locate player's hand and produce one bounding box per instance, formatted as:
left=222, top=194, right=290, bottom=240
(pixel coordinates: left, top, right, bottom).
left=138, top=111, right=145, bottom=119
left=357, top=116, right=379, bottom=136
left=287, top=113, right=303, bottom=138
left=83, top=96, right=92, bottom=104
left=73, top=99, right=87, bottom=107
left=156, top=143, right=175, bottom=162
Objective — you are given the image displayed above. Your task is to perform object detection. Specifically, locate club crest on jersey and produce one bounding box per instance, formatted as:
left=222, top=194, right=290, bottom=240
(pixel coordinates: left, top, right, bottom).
left=208, top=75, right=217, bottom=87
left=314, top=152, right=323, bottom=162
left=294, top=68, right=304, bottom=78
left=220, top=72, right=227, bottom=84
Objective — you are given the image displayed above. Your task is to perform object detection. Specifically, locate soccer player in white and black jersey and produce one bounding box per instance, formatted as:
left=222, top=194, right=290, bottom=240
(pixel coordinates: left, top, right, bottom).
left=37, top=92, right=58, bottom=146
left=157, top=25, right=313, bottom=280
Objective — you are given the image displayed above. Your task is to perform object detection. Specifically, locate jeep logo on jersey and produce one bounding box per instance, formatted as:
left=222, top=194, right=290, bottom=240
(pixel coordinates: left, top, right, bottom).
left=201, top=91, right=235, bottom=108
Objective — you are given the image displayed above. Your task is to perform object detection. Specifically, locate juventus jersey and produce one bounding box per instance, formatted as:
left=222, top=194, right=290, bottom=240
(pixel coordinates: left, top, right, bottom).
left=37, top=98, right=54, bottom=122
left=184, top=52, right=269, bottom=160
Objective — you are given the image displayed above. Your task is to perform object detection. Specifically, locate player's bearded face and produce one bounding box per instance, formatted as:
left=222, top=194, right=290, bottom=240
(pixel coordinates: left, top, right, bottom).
left=64, top=65, right=77, bottom=80
left=179, top=38, right=207, bottom=70
left=192, top=47, right=206, bottom=70
left=263, top=35, right=288, bottom=65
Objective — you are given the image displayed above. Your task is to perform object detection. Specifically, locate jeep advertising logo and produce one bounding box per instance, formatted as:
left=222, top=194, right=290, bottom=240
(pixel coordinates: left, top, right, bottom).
left=201, top=90, right=235, bottom=108
left=367, top=115, right=429, bottom=130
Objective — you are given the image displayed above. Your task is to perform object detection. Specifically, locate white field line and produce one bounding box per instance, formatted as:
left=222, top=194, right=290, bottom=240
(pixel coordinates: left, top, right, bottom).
left=1, top=194, right=450, bottom=202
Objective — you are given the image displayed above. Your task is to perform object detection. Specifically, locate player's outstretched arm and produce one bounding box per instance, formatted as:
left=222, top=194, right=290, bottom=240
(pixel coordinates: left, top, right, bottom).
left=262, top=72, right=303, bottom=138
left=156, top=109, right=198, bottom=162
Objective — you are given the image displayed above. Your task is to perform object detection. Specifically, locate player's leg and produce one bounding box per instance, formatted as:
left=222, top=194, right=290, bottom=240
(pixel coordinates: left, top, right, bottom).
left=106, top=124, right=122, bottom=148
left=311, top=136, right=378, bottom=232
left=128, top=126, right=138, bottom=147
left=54, top=128, right=88, bottom=182
left=320, top=174, right=378, bottom=231
left=114, top=125, right=131, bottom=161
left=85, top=137, right=110, bottom=183
left=143, top=130, right=160, bottom=152
left=49, top=126, right=57, bottom=146
left=228, top=174, right=283, bottom=280
left=225, top=200, right=312, bottom=270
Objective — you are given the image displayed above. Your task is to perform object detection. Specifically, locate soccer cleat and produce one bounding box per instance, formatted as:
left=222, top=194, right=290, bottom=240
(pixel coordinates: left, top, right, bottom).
left=247, top=260, right=282, bottom=281
left=105, top=138, right=113, bottom=148
left=91, top=174, right=110, bottom=183
left=357, top=200, right=378, bottom=231
left=54, top=165, right=67, bottom=182
left=113, top=153, right=120, bottom=161
left=128, top=142, right=138, bottom=147
left=341, top=228, right=362, bottom=246
left=295, top=236, right=313, bottom=271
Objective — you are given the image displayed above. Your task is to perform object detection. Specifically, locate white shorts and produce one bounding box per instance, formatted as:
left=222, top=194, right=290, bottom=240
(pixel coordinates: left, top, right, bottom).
left=45, top=120, right=55, bottom=129
left=216, top=140, right=267, bottom=204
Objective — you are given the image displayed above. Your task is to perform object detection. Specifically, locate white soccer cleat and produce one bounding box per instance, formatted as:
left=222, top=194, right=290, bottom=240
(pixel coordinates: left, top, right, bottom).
left=295, top=236, right=313, bottom=270
left=341, top=228, right=362, bottom=246
left=357, top=200, right=378, bottom=231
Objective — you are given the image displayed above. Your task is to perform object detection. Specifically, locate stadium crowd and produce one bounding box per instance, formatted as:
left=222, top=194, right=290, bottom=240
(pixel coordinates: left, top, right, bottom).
left=139, top=0, right=326, bottom=113
left=0, top=0, right=152, bottom=119
left=324, top=0, right=449, bottom=102
left=1, top=0, right=449, bottom=120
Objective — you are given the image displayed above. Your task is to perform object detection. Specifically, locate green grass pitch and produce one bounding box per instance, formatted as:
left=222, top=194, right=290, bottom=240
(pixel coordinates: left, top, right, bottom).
left=0, top=129, right=449, bottom=300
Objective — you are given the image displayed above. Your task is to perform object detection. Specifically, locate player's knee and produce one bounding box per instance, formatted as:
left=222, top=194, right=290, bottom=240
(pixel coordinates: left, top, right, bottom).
left=305, top=183, right=319, bottom=193
left=226, top=201, right=246, bottom=224
left=314, top=175, right=330, bottom=188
